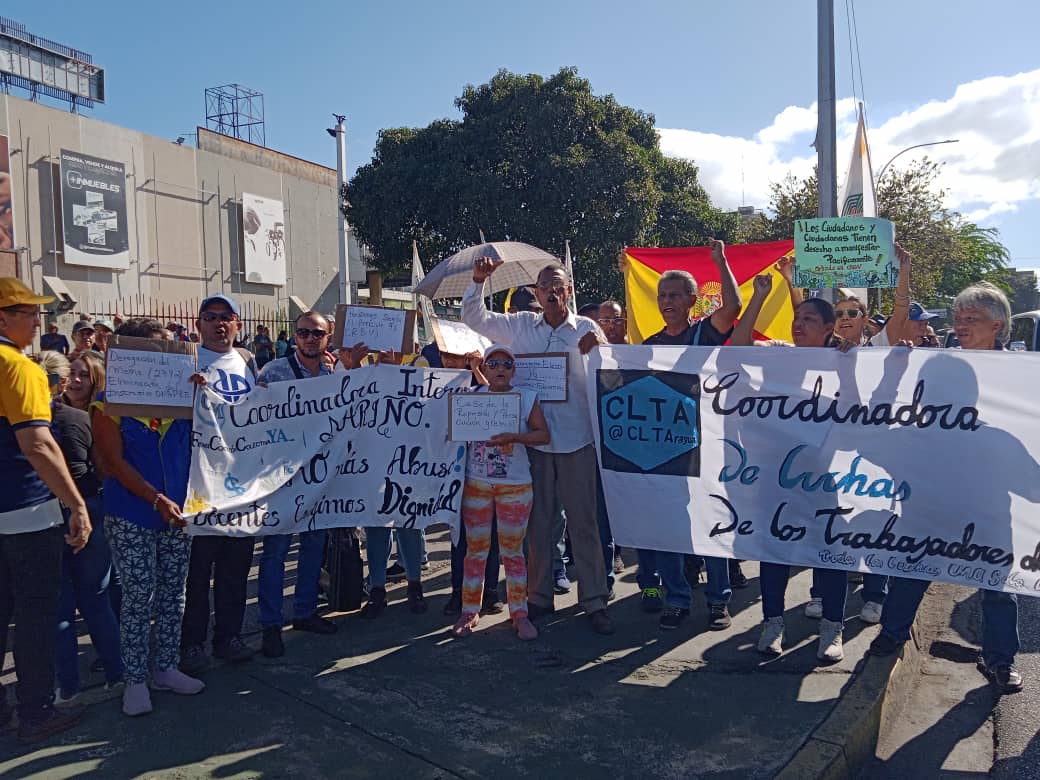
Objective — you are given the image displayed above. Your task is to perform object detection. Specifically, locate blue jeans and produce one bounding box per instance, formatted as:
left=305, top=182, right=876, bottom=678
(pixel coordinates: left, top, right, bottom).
left=366, top=526, right=422, bottom=587
left=812, top=570, right=888, bottom=604
left=636, top=549, right=691, bottom=609
left=762, top=564, right=847, bottom=622
left=57, top=503, right=123, bottom=695
left=596, top=475, right=616, bottom=590
left=451, top=513, right=500, bottom=592
left=880, top=578, right=1019, bottom=667
left=258, top=529, right=327, bottom=627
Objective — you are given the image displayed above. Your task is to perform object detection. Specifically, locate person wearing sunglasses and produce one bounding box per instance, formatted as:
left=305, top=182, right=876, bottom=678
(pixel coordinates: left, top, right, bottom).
left=453, top=344, right=550, bottom=641
left=251, top=311, right=340, bottom=658
left=463, top=258, right=615, bottom=635
left=181, top=295, right=259, bottom=675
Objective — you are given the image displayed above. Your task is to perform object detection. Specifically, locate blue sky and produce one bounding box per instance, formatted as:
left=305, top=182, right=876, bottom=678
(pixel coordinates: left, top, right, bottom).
left=12, top=1, right=1040, bottom=269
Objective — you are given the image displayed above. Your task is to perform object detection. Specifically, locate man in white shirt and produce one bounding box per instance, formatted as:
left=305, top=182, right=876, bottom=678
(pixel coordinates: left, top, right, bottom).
left=463, top=258, right=614, bottom=634
left=181, top=295, right=258, bottom=672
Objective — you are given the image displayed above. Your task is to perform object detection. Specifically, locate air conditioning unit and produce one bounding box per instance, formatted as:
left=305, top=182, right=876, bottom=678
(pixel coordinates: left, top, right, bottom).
left=42, top=276, right=77, bottom=313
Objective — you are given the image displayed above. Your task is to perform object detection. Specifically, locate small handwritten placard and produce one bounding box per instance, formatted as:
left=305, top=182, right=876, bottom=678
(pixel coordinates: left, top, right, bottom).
left=334, top=304, right=416, bottom=353
left=449, top=392, right=521, bottom=442
left=105, top=335, right=197, bottom=419
left=794, top=217, right=897, bottom=288
left=430, top=317, right=492, bottom=357
left=513, top=353, right=568, bottom=402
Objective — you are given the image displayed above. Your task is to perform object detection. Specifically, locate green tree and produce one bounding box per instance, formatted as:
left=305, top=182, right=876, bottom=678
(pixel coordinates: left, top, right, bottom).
left=345, top=67, right=727, bottom=304
left=736, top=159, right=1012, bottom=307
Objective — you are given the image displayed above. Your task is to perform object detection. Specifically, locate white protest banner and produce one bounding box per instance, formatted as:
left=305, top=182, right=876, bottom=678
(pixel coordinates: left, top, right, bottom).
left=449, top=392, right=520, bottom=441
left=514, top=353, right=568, bottom=402
left=588, top=345, right=1040, bottom=595
left=334, top=304, right=416, bottom=353
left=430, top=317, right=491, bottom=356
left=105, top=335, right=197, bottom=419
left=184, top=364, right=471, bottom=536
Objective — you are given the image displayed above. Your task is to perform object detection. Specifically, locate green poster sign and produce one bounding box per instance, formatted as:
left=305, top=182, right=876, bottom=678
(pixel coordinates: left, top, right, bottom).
left=794, top=217, right=897, bottom=288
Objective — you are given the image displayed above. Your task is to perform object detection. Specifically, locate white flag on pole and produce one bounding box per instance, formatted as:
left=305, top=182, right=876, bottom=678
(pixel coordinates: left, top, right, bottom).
left=838, top=103, right=877, bottom=300
left=564, top=239, right=577, bottom=315
left=412, top=241, right=437, bottom=344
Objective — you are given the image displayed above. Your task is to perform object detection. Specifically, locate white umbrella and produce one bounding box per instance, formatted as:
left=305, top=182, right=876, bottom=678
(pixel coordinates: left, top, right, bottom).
left=413, top=241, right=559, bottom=300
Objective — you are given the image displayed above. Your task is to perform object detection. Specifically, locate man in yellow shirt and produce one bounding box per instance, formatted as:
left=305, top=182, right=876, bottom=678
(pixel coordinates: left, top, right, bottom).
left=0, top=277, right=91, bottom=744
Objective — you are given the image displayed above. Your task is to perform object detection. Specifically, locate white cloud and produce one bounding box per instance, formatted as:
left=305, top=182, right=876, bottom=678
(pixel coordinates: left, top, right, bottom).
left=658, top=70, right=1040, bottom=224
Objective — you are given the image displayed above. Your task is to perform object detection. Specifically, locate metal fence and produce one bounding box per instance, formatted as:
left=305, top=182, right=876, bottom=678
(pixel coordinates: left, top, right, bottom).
left=91, top=297, right=294, bottom=343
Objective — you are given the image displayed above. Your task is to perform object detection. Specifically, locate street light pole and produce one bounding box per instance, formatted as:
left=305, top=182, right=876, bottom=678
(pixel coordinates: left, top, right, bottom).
left=875, top=139, right=960, bottom=190
left=329, top=114, right=353, bottom=305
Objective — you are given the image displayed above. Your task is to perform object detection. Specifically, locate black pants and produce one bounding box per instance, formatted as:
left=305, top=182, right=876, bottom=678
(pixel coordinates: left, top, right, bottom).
left=181, top=536, right=255, bottom=649
left=0, top=526, right=63, bottom=720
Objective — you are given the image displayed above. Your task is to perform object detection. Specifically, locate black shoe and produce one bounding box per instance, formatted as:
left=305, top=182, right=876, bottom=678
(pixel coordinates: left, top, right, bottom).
left=407, top=581, right=427, bottom=614
left=640, top=586, right=664, bottom=613
left=528, top=602, right=556, bottom=621
left=480, top=591, right=505, bottom=616
left=867, top=632, right=902, bottom=658
left=708, top=603, right=732, bottom=631
left=361, top=586, right=387, bottom=619
left=659, top=606, right=690, bottom=631
left=179, top=644, right=209, bottom=675
left=978, top=658, right=1024, bottom=694
left=17, top=704, right=85, bottom=745
left=728, top=561, right=749, bottom=589
left=386, top=562, right=406, bottom=582
left=589, top=609, right=616, bottom=635
left=214, top=634, right=255, bottom=663
left=293, top=613, right=338, bottom=635
left=442, top=590, right=463, bottom=616
left=262, top=627, right=284, bottom=658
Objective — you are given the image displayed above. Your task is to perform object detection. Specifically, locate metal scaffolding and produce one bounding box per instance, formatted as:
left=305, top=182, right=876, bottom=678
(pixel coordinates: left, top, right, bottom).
left=204, top=83, right=265, bottom=147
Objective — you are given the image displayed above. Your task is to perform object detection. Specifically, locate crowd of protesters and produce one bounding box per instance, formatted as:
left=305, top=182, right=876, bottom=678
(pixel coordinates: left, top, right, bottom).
left=0, top=242, right=1025, bottom=747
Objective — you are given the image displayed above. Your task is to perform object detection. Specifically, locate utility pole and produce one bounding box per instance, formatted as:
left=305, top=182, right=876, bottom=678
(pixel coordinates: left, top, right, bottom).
left=330, top=114, right=353, bottom=305
left=817, top=0, right=838, bottom=302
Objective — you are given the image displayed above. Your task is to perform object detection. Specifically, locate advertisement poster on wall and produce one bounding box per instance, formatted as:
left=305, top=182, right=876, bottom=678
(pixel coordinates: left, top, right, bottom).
left=59, top=149, right=130, bottom=269
left=241, top=192, right=286, bottom=286
left=0, top=134, right=14, bottom=252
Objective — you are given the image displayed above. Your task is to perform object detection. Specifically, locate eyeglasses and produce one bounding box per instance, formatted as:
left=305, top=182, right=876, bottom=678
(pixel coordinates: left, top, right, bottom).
left=536, top=282, right=567, bottom=293
left=597, top=317, right=626, bottom=325
left=2, top=306, right=41, bottom=317
left=200, top=312, right=237, bottom=323
left=484, top=358, right=514, bottom=369
left=295, top=328, right=328, bottom=340
left=834, top=309, right=863, bottom=319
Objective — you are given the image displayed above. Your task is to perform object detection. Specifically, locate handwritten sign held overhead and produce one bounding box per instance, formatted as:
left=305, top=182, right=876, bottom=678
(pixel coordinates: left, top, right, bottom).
left=449, top=392, right=522, bottom=442
left=429, top=317, right=491, bottom=357
left=105, top=335, right=197, bottom=419
left=513, top=353, right=568, bottom=402
left=794, top=217, right=897, bottom=288
left=334, top=304, right=416, bottom=353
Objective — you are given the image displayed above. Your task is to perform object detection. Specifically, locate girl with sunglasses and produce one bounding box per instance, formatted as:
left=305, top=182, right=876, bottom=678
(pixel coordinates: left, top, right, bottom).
left=453, top=344, right=550, bottom=641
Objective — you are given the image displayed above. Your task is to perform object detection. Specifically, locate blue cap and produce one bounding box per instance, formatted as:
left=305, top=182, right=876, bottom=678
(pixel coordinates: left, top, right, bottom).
left=908, top=301, right=938, bottom=321
left=199, top=294, right=240, bottom=317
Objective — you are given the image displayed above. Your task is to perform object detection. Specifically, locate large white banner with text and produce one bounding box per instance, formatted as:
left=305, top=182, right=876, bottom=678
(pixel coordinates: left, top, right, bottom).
left=588, top=345, right=1040, bottom=595
left=185, top=364, right=470, bottom=536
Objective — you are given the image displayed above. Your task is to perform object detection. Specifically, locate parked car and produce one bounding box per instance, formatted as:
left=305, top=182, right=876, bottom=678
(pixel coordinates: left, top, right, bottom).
left=1010, top=311, right=1040, bottom=351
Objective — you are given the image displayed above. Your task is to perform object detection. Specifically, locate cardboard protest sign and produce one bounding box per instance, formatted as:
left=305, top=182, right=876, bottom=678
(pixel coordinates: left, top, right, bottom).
left=104, top=335, right=197, bottom=418
left=333, top=304, right=416, bottom=353
left=513, top=353, right=568, bottom=402
left=794, top=217, right=897, bottom=288
left=589, top=345, right=1040, bottom=596
left=430, top=317, right=492, bottom=357
left=448, top=392, right=521, bottom=441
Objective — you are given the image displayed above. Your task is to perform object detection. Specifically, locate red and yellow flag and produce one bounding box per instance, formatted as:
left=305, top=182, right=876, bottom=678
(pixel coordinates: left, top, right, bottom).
left=623, top=241, right=796, bottom=344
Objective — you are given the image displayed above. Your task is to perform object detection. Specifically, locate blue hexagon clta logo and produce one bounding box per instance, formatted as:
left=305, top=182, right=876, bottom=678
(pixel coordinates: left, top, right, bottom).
left=596, top=369, right=701, bottom=476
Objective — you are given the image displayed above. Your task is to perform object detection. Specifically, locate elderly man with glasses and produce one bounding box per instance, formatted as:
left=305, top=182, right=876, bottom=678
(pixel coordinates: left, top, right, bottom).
left=253, top=311, right=339, bottom=657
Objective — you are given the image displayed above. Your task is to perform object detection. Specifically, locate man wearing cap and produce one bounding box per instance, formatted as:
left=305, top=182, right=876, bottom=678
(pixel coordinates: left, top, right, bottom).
left=464, top=258, right=614, bottom=635
left=92, top=319, right=114, bottom=353
left=69, top=321, right=95, bottom=361
left=507, top=286, right=542, bottom=315
left=0, top=278, right=91, bottom=743
left=254, top=311, right=339, bottom=658
left=904, top=301, right=941, bottom=347
left=180, top=294, right=258, bottom=672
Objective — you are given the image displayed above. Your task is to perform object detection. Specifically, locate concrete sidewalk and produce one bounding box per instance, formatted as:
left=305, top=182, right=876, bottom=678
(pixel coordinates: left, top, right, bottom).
left=2, top=528, right=894, bottom=779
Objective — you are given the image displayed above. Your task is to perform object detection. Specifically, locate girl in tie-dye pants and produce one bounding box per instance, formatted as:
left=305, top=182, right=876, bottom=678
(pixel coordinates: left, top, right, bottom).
left=452, top=345, right=550, bottom=641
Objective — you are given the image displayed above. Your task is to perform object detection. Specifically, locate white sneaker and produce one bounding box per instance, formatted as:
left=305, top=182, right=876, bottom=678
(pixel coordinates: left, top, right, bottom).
left=804, top=597, right=823, bottom=619
left=818, top=618, right=844, bottom=662
left=54, top=688, right=80, bottom=706
left=757, top=617, right=785, bottom=655
left=860, top=601, right=883, bottom=624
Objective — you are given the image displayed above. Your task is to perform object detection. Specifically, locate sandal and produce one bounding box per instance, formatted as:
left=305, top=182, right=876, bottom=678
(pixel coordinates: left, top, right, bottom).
left=513, top=615, right=538, bottom=641
left=452, top=613, right=479, bottom=638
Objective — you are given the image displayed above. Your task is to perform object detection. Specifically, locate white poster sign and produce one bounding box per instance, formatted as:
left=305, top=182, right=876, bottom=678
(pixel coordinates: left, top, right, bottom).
left=185, top=364, right=471, bottom=536
left=241, top=192, right=286, bottom=286
left=430, top=317, right=491, bottom=357
left=514, top=353, right=568, bottom=402
left=449, top=392, right=521, bottom=441
left=588, top=345, right=1040, bottom=595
